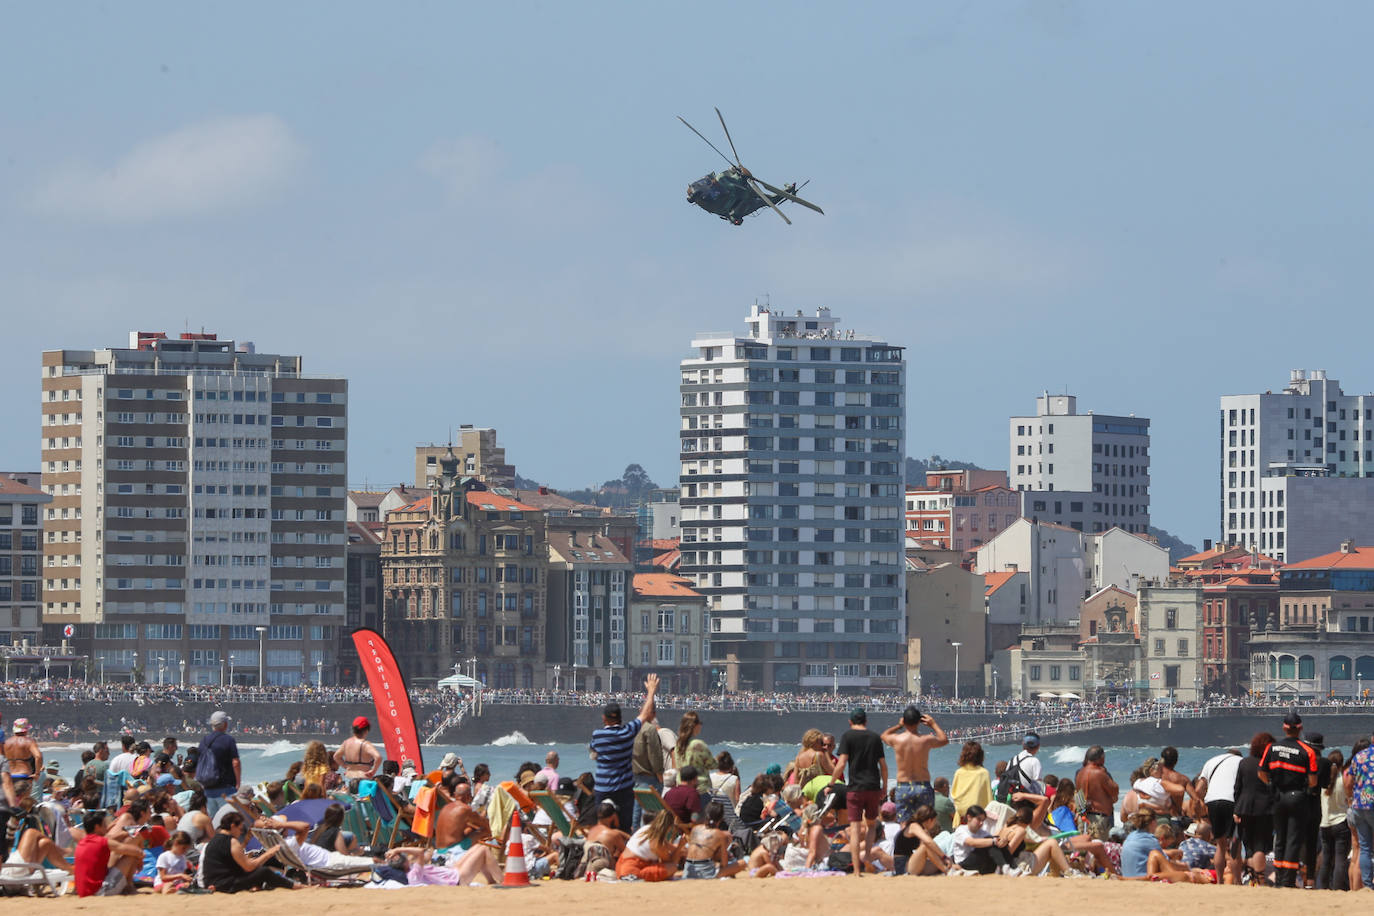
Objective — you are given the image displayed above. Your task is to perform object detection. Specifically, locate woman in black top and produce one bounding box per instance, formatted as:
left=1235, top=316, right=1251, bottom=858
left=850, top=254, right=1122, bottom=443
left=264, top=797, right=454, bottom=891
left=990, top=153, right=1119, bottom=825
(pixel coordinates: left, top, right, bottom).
left=1233, top=731, right=1276, bottom=880
left=201, top=811, right=296, bottom=892
left=893, top=805, right=951, bottom=875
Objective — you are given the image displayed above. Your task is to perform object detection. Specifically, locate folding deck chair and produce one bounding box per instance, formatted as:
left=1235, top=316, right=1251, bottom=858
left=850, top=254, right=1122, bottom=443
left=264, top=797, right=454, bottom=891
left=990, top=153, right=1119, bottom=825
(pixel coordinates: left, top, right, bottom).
left=528, top=789, right=582, bottom=838
left=0, top=862, right=68, bottom=896
left=250, top=828, right=375, bottom=886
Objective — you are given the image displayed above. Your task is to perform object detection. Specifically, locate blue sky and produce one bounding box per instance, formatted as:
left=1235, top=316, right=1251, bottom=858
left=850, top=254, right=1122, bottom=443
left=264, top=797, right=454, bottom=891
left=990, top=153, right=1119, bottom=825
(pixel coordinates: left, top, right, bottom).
left=3, top=1, right=1372, bottom=545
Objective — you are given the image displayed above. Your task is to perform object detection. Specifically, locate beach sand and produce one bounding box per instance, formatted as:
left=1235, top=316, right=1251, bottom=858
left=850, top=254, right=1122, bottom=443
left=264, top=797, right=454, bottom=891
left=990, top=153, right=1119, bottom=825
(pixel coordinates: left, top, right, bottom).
left=5, top=878, right=1365, bottom=915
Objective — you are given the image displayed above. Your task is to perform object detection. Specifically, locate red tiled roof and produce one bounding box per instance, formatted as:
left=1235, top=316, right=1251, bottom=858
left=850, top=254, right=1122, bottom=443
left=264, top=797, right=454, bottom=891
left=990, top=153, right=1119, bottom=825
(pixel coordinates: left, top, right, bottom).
left=0, top=476, right=44, bottom=496
left=633, top=573, right=702, bottom=598
left=466, top=490, right=537, bottom=512
left=984, top=570, right=1019, bottom=595
left=397, top=496, right=433, bottom=513
left=643, top=538, right=680, bottom=551
left=650, top=548, right=680, bottom=570
left=1285, top=547, right=1374, bottom=570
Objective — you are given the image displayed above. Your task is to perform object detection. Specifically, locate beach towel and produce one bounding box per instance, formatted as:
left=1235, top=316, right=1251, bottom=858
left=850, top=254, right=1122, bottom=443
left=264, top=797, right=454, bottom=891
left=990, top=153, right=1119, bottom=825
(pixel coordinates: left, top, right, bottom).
left=486, top=786, right=518, bottom=838
left=411, top=787, right=437, bottom=840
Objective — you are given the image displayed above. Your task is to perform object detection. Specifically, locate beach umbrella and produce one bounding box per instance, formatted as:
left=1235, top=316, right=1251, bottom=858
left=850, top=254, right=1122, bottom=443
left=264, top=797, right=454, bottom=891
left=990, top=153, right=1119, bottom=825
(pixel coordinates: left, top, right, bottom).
left=1036, top=691, right=1058, bottom=699
left=1058, top=692, right=1081, bottom=700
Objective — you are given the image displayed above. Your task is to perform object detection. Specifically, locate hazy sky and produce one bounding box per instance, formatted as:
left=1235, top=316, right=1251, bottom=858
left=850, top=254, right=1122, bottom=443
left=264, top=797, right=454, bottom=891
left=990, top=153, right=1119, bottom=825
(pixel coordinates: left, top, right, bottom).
left=4, top=1, right=1372, bottom=546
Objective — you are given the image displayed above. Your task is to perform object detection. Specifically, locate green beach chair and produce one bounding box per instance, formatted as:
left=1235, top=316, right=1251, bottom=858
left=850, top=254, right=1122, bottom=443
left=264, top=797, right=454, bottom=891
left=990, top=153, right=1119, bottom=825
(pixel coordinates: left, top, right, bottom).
left=528, top=789, right=582, bottom=838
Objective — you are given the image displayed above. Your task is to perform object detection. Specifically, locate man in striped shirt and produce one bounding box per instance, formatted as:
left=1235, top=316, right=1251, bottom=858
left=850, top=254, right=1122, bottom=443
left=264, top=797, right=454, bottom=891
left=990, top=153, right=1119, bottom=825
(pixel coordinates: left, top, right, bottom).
left=591, top=674, right=660, bottom=827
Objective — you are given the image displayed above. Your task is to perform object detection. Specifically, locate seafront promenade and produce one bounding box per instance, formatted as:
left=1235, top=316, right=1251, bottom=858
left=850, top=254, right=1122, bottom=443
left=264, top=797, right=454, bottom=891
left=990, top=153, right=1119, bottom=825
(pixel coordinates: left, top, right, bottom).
left=8, top=679, right=1374, bottom=746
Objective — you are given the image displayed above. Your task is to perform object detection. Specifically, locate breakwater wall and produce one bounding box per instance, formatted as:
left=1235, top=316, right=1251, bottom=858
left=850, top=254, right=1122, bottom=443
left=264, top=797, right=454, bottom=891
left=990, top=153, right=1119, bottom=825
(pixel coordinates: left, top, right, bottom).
left=30, top=700, right=1374, bottom=750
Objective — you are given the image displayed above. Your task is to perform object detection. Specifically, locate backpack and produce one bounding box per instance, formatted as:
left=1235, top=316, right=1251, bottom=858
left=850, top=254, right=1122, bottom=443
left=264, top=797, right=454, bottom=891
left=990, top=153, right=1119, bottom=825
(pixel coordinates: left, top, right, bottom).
left=195, top=735, right=223, bottom=787
left=994, top=754, right=1027, bottom=803
left=554, top=836, right=586, bottom=880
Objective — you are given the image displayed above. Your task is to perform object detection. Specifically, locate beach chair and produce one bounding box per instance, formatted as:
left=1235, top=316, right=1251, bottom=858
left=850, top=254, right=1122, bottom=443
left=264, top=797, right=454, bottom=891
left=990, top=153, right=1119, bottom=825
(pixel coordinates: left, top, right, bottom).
left=250, top=829, right=375, bottom=886
left=528, top=789, right=582, bottom=839
left=632, top=785, right=669, bottom=817
left=0, top=862, right=68, bottom=896
left=371, top=781, right=416, bottom=848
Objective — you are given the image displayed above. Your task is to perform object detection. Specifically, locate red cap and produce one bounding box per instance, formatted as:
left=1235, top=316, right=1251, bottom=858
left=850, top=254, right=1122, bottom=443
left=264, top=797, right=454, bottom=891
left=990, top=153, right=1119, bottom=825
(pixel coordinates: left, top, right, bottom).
left=352, top=716, right=370, bottom=730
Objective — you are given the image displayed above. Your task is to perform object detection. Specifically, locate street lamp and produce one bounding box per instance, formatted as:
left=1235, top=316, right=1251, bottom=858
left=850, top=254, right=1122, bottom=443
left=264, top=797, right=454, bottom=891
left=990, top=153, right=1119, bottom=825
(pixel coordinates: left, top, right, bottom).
left=229, top=654, right=236, bottom=686
left=553, top=664, right=561, bottom=692
left=132, top=650, right=139, bottom=685
left=832, top=665, right=838, bottom=698
left=717, top=668, right=727, bottom=702
left=255, top=626, right=267, bottom=686
left=179, top=658, right=186, bottom=688
left=951, top=641, right=963, bottom=702
left=573, top=661, right=579, bottom=694
left=316, top=659, right=323, bottom=688
left=993, top=666, right=999, bottom=699
left=43, top=656, right=51, bottom=688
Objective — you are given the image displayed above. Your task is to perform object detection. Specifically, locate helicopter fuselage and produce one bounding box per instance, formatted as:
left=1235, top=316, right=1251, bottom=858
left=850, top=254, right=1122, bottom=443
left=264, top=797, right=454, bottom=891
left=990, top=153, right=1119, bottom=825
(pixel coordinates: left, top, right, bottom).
left=686, top=168, right=781, bottom=225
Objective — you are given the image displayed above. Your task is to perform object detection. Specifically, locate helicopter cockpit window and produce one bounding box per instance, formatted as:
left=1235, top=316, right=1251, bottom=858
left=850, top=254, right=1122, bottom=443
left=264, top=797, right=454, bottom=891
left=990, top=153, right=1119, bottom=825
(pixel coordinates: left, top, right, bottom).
left=690, top=177, right=723, bottom=201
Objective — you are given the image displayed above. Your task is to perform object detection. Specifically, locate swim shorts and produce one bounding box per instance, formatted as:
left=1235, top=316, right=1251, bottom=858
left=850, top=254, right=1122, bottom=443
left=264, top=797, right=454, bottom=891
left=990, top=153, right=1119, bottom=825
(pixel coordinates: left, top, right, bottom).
left=846, top=788, right=884, bottom=821
left=682, top=859, right=720, bottom=879
left=894, top=781, right=934, bottom=821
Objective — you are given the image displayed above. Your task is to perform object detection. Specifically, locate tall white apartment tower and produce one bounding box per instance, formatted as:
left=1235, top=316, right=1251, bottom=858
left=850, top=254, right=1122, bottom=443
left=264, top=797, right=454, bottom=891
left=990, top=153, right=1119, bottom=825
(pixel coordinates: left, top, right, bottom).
left=1008, top=394, right=1151, bottom=534
left=678, top=306, right=907, bottom=692
left=1220, top=369, right=1374, bottom=562
left=40, top=331, right=347, bottom=686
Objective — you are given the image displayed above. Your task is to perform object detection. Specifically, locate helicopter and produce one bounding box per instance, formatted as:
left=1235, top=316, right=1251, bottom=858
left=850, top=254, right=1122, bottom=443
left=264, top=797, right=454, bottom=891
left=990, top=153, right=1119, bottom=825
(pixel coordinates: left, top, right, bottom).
left=678, top=108, right=824, bottom=226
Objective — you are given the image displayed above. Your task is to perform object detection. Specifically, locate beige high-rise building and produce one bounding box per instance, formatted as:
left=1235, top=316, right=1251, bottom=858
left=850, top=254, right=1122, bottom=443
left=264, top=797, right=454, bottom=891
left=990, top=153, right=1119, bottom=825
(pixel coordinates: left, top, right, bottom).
left=415, top=427, right=515, bottom=489
left=41, top=331, right=347, bottom=685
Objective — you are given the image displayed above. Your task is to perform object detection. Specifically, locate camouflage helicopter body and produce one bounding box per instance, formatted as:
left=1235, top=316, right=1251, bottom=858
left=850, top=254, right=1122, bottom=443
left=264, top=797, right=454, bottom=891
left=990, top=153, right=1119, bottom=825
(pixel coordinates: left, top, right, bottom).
left=679, top=108, right=824, bottom=226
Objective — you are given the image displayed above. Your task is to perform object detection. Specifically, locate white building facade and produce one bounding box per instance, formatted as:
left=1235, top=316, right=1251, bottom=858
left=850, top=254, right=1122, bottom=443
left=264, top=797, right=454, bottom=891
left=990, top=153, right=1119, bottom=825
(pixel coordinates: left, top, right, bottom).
left=1221, top=369, right=1374, bottom=561
left=974, top=518, right=1086, bottom=624
left=679, top=306, right=906, bottom=691
left=1009, top=394, right=1151, bottom=534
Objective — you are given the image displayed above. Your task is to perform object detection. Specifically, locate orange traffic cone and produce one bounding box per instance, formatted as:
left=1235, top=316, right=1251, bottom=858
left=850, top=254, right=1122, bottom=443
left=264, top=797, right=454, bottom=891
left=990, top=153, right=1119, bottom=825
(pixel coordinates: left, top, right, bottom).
left=500, top=811, right=532, bottom=887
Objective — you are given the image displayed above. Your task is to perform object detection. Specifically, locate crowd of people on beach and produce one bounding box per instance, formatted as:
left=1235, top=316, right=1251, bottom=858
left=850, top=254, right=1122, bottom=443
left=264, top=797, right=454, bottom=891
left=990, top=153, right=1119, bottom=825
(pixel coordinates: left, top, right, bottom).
left=3, top=676, right=1374, bottom=894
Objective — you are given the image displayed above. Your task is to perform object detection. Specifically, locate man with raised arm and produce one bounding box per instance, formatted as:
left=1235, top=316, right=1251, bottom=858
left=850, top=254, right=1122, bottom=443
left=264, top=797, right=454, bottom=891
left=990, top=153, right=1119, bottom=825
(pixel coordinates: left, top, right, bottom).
left=590, top=674, right=660, bottom=825
left=881, top=706, right=948, bottom=822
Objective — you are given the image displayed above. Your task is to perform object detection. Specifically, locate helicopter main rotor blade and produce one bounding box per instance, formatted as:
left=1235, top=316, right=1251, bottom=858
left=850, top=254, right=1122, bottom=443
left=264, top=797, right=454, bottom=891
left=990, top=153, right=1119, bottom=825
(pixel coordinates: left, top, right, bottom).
left=677, top=116, right=736, bottom=170
left=715, top=107, right=743, bottom=167
left=748, top=178, right=791, bottom=225
left=756, top=178, right=825, bottom=215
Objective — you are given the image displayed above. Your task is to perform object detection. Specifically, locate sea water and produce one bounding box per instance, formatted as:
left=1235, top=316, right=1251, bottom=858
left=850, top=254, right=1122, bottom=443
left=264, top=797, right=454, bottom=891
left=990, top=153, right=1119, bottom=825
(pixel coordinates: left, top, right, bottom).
left=40, top=732, right=1251, bottom=792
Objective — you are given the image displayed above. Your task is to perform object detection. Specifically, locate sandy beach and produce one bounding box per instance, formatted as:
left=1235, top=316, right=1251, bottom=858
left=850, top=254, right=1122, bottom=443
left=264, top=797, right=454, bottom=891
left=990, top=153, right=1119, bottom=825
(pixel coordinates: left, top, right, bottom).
left=4, top=878, right=1365, bottom=915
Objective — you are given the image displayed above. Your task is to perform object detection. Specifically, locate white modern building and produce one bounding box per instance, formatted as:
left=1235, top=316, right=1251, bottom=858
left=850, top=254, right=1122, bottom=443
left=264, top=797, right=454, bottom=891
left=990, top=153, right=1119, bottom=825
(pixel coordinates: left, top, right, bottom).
left=1009, top=394, right=1150, bottom=534
left=1221, top=370, right=1374, bottom=562
left=678, top=305, right=906, bottom=691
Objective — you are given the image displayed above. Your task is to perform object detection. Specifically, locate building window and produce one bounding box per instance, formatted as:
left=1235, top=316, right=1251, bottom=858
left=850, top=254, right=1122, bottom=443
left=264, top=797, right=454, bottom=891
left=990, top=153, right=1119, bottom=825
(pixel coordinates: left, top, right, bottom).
left=1029, top=664, right=1042, bottom=681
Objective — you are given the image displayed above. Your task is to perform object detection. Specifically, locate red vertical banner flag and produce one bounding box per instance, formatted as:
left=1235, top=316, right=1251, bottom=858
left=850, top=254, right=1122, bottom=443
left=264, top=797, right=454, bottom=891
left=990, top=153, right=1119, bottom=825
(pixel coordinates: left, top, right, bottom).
left=351, top=628, right=425, bottom=771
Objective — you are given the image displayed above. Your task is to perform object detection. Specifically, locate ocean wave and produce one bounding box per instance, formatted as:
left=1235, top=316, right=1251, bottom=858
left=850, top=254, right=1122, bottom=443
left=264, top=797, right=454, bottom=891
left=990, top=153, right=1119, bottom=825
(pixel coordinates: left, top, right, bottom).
left=252, top=739, right=305, bottom=757
left=490, top=731, right=535, bottom=747
left=1051, top=745, right=1086, bottom=764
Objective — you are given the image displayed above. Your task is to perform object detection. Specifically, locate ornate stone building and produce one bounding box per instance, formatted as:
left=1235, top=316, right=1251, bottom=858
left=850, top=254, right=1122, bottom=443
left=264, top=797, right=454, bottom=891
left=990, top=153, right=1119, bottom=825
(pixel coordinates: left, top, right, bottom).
left=380, top=450, right=547, bottom=686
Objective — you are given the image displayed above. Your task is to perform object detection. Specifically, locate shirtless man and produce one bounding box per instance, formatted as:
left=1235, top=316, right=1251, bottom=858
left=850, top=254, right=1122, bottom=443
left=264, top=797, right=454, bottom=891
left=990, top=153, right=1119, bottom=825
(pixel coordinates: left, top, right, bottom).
left=332, top=717, right=381, bottom=780
left=1074, top=746, right=1119, bottom=840
left=880, top=706, right=947, bottom=822
left=434, top=781, right=491, bottom=852
left=1158, top=746, right=1202, bottom=816
left=3, top=718, right=42, bottom=800
left=682, top=800, right=746, bottom=879
left=582, top=800, right=630, bottom=875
